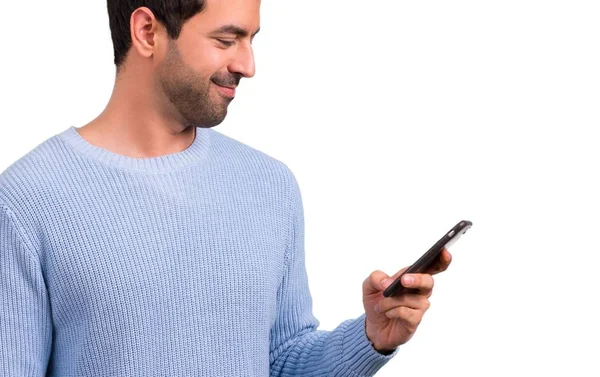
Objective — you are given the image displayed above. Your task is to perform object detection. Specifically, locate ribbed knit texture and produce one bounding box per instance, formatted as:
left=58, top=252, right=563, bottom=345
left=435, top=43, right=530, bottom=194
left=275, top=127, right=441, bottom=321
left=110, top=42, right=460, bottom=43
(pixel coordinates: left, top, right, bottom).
left=0, top=126, right=398, bottom=376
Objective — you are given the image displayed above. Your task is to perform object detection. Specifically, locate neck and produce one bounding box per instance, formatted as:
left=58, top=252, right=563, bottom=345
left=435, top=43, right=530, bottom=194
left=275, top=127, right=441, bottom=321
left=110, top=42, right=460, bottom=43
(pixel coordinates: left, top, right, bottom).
left=78, top=65, right=195, bottom=159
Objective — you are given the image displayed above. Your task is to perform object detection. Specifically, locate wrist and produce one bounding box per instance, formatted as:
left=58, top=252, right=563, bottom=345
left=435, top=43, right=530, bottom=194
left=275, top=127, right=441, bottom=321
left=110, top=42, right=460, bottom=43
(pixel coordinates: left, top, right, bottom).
left=370, top=338, right=396, bottom=355
left=365, top=319, right=396, bottom=355
left=372, top=342, right=396, bottom=355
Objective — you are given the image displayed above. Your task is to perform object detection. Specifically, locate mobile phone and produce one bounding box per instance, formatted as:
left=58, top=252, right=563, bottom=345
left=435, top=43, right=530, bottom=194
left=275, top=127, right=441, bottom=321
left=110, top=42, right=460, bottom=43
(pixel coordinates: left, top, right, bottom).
left=382, top=220, right=473, bottom=297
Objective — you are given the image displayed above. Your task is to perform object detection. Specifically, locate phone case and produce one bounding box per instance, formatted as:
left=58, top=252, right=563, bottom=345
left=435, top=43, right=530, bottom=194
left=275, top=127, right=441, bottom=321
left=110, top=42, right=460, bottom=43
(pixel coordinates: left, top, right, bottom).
left=382, top=220, right=472, bottom=297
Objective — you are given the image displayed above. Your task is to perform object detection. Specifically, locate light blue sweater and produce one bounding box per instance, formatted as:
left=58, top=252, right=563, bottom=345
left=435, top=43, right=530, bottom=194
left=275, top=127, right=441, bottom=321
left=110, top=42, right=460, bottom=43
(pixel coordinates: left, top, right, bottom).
left=0, top=126, right=398, bottom=376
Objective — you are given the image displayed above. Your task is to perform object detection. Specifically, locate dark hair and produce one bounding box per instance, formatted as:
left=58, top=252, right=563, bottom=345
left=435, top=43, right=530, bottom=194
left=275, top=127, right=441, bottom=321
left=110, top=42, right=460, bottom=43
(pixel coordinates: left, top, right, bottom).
left=107, top=0, right=206, bottom=69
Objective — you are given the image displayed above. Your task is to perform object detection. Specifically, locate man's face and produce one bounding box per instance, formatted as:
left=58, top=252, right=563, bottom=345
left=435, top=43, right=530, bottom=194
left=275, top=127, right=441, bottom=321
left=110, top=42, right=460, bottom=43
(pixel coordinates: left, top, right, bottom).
left=155, top=0, right=260, bottom=128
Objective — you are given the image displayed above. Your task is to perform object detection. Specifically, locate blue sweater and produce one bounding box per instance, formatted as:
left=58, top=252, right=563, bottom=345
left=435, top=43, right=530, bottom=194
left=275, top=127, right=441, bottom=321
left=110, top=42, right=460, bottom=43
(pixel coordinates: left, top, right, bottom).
left=0, top=126, right=398, bottom=376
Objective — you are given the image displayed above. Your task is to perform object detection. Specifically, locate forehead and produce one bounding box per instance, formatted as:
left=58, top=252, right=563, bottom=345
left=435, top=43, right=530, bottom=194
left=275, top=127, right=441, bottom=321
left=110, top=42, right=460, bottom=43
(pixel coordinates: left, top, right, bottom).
left=189, top=0, right=261, bottom=31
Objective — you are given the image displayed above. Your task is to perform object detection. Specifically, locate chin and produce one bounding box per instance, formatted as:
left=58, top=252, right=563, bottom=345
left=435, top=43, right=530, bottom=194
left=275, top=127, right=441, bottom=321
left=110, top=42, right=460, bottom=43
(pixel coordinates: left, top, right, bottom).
left=193, top=114, right=228, bottom=128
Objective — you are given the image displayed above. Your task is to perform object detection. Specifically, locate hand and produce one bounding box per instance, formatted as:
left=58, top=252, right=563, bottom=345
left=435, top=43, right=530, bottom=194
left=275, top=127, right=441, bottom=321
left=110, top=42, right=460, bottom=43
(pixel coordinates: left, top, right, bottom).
left=362, top=248, right=452, bottom=354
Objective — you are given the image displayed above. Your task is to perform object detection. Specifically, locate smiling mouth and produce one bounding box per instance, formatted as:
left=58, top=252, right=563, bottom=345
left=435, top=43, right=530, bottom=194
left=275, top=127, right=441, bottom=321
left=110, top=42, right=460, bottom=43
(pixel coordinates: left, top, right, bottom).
left=213, top=83, right=236, bottom=99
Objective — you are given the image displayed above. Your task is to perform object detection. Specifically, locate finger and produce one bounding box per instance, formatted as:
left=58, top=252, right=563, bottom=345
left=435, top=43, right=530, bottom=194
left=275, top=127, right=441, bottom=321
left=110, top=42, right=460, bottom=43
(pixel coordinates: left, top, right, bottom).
left=375, top=294, right=431, bottom=313
left=441, top=248, right=452, bottom=264
left=369, top=266, right=410, bottom=293
left=383, top=305, right=426, bottom=328
left=389, top=266, right=409, bottom=282
left=363, top=270, right=395, bottom=295
left=426, top=248, right=452, bottom=275
left=401, top=273, right=434, bottom=294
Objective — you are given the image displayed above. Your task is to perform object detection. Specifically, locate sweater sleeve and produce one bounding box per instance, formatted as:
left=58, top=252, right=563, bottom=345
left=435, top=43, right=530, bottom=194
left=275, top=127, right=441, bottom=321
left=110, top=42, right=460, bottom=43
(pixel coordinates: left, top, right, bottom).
left=0, top=204, right=53, bottom=376
left=269, top=171, right=399, bottom=377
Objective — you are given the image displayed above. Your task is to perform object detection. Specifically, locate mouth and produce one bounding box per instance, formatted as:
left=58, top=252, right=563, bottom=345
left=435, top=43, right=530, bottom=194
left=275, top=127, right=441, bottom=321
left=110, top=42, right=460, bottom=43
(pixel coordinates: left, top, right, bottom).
left=213, top=83, right=236, bottom=99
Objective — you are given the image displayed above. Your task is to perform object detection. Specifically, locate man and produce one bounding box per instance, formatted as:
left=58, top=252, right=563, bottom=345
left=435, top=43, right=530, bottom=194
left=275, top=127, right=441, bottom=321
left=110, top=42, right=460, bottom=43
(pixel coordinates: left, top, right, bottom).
left=0, top=0, right=451, bottom=375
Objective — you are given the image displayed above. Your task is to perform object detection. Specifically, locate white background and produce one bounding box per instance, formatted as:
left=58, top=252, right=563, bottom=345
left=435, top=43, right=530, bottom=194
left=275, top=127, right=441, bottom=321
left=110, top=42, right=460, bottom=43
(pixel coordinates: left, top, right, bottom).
left=1, top=1, right=599, bottom=376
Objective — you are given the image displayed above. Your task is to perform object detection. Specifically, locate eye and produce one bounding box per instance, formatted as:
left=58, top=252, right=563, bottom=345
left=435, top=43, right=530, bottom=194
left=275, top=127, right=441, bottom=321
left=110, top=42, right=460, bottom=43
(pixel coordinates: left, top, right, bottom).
left=217, top=39, right=234, bottom=47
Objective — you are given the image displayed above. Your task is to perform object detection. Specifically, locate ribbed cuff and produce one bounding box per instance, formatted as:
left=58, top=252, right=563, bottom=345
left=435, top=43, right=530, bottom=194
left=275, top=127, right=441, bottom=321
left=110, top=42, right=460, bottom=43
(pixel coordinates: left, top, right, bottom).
left=340, top=313, right=399, bottom=376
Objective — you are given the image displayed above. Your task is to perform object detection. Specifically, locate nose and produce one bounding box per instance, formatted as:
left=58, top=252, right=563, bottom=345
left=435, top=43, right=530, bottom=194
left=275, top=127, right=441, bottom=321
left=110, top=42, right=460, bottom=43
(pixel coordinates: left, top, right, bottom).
left=228, top=42, right=256, bottom=79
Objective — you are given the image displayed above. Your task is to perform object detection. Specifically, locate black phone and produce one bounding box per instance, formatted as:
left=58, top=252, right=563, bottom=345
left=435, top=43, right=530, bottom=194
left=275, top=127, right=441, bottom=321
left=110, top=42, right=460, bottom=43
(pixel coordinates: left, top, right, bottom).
left=382, top=220, right=473, bottom=297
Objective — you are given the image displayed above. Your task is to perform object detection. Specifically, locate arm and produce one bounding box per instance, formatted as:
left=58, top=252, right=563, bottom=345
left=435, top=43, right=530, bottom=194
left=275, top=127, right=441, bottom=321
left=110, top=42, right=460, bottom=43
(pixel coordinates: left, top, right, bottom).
left=0, top=203, right=52, bottom=376
left=269, top=170, right=399, bottom=377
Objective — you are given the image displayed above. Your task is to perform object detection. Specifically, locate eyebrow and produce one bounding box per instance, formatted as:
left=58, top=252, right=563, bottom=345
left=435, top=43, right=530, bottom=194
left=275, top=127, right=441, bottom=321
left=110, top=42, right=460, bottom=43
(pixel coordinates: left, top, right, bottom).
left=211, top=24, right=261, bottom=38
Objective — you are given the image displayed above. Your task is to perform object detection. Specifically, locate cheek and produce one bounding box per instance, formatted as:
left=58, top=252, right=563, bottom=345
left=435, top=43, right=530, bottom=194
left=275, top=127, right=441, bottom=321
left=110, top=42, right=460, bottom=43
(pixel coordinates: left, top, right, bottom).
left=182, top=41, right=229, bottom=76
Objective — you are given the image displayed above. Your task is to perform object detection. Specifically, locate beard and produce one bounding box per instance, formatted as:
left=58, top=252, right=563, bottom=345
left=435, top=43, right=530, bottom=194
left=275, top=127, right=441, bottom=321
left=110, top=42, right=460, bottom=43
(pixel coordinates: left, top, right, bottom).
left=156, top=40, right=240, bottom=128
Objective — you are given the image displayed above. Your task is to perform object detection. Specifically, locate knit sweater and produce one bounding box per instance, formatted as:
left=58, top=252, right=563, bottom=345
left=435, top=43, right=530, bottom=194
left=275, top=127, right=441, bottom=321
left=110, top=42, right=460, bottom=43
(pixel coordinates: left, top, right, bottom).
left=0, top=126, right=398, bottom=376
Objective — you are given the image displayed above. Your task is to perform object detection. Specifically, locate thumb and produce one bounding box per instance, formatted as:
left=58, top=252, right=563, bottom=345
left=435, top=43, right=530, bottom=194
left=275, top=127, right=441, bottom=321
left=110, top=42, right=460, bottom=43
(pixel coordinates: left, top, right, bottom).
left=380, top=277, right=394, bottom=290
left=364, top=270, right=394, bottom=294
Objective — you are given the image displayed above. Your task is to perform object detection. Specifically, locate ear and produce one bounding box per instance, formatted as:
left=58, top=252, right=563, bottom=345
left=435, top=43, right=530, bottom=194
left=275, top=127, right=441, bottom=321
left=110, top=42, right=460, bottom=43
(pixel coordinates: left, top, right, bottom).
left=129, top=7, right=165, bottom=60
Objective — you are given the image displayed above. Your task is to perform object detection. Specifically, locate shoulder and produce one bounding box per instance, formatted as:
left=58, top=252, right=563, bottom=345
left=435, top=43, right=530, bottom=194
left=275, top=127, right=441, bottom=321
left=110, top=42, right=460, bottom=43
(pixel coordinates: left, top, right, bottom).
left=0, top=130, right=71, bottom=214
left=206, top=128, right=298, bottom=184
